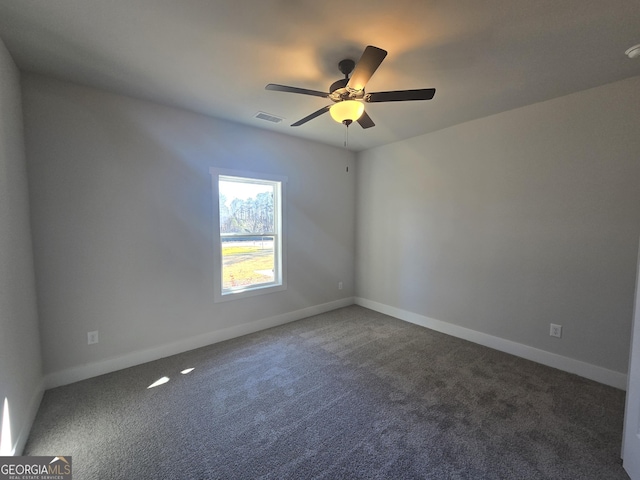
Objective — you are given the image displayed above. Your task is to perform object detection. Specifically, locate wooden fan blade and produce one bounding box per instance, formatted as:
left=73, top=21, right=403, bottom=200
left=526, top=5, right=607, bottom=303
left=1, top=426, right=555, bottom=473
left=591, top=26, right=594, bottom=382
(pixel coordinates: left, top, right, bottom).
left=266, top=84, right=329, bottom=98
left=346, top=46, right=388, bottom=91
left=357, top=110, right=375, bottom=129
left=365, top=88, right=436, bottom=102
left=291, top=105, right=332, bottom=126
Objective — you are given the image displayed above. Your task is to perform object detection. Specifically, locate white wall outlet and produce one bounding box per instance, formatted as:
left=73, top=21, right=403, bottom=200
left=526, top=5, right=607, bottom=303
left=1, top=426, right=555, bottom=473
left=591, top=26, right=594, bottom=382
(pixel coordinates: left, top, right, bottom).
left=338, top=281, right=343, bottom=290
left=550, top=324, right=562, bottom=338
left=88, top=331, right=99, bottom=345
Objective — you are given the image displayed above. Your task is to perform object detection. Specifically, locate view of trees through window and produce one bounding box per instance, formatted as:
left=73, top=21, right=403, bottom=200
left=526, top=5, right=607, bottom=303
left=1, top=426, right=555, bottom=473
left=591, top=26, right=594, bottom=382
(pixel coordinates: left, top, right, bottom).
left=219, top=191, right=274, bottom=235
left=219, top=177, right=279, bottom=292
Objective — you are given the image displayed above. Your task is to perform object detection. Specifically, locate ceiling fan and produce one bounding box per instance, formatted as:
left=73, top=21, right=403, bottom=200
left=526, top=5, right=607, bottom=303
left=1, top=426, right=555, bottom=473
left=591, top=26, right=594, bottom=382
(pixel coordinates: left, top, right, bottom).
left=265, top=45, right=435, bottom=129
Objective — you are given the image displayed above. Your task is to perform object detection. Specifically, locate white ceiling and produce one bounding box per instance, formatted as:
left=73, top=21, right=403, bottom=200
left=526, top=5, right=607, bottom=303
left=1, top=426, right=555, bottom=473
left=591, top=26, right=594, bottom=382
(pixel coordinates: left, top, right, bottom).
left=0, top=0, right=638, bottom=151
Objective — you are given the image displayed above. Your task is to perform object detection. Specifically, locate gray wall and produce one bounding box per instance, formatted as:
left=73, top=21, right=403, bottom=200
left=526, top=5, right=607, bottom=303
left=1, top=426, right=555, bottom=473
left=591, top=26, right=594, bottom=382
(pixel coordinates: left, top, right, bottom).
left=356, top=76, right=640, bottom=374
left=22, top=74, right=356, bottom=378
left=0, top=40, right=43, bottom=454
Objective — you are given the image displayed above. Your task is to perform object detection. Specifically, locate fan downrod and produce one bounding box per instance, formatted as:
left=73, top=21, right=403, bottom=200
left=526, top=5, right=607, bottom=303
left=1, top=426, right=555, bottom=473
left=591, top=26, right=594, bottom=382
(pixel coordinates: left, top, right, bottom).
left=330, top=59, right=356, bottom=97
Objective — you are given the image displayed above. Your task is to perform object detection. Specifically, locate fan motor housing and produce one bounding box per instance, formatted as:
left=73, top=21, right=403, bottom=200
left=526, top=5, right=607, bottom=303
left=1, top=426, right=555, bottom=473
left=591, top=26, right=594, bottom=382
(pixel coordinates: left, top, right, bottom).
left=329, top=78, right=348, bottom=94
left=328, top=58, right=364, bottom=102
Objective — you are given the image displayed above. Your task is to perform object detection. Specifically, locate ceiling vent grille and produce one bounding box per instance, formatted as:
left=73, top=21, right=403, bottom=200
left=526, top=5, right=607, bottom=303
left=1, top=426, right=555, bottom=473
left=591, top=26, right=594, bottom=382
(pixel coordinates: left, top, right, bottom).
left=254, top=112, right=284, bottom=123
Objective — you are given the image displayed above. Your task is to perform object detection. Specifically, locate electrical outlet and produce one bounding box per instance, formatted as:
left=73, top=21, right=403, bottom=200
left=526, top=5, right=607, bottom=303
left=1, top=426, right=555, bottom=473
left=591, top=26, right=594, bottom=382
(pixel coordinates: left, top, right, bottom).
left=550, top=324, right=562, bottom=338
left=88, top=331, right=99, bottom=345
left=338, top=281, right=343, bottom=290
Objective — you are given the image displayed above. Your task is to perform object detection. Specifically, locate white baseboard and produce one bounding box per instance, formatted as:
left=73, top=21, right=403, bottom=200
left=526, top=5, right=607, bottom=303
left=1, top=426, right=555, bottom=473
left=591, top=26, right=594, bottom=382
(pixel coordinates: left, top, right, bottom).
left=11, top=379, right=45, bottom=455
left=355, top=297, right=627, bottom=390
left=45, top=297, right=355, bottom=389
left=44, top=295, right=626, bottom=390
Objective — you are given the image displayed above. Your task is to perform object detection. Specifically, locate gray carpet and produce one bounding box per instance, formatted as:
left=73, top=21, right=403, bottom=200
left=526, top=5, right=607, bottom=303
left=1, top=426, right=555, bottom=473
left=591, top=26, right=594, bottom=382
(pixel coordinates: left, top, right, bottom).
left=24, top=306, right=628, bottom=479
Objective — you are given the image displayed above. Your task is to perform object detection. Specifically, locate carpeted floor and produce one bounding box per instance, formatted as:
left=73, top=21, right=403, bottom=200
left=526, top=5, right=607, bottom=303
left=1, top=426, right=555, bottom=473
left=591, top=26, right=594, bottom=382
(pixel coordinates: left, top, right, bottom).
left=24, top=306, right=629, bottom=479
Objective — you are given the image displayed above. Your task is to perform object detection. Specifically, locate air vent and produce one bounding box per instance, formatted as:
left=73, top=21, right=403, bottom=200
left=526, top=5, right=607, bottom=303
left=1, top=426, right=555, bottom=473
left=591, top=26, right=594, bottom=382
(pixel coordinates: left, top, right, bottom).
left=254, top=112, right=284, bottom=124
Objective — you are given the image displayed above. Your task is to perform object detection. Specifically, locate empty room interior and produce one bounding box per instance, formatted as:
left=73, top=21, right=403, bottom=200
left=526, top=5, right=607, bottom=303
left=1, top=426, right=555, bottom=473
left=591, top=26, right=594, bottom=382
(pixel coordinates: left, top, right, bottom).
left=1, top=1, right=640, bottom=478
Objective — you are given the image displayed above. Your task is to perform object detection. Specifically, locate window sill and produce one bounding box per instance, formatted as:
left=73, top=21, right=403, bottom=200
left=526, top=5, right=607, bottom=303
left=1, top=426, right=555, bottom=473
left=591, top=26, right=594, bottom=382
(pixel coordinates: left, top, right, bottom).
left=213, top=282, right=287, bottom=303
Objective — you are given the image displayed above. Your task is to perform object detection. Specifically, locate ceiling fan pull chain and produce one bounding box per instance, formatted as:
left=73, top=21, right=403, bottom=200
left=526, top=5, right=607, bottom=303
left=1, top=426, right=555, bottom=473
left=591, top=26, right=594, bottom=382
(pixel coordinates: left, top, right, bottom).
left=344, top=123, right=349, bottom=149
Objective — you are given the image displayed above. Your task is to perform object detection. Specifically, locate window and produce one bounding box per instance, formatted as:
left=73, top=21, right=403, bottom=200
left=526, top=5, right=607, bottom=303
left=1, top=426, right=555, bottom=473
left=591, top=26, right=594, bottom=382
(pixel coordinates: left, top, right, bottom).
left=210, top=168, right=286, bottom=301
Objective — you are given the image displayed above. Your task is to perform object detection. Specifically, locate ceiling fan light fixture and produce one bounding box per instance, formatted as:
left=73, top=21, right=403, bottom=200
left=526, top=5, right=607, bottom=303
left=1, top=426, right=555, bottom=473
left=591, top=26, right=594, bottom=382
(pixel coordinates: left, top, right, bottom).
left=330, top=100, right=364, bottom=125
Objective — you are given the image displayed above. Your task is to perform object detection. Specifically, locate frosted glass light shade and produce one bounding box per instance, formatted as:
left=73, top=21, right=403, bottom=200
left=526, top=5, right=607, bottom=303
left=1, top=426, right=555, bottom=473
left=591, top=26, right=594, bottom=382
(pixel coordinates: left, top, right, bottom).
left=330, top=100, right=364, bottom=124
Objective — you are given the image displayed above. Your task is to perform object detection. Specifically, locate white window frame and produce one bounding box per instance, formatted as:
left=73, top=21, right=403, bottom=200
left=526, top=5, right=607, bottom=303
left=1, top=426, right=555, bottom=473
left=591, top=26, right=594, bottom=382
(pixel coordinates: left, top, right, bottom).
left=210, top=167, right=287, bottom=302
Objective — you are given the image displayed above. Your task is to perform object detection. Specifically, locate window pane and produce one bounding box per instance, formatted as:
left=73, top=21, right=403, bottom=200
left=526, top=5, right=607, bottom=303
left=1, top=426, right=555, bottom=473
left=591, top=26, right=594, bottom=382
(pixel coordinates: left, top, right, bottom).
left=219, top=179, right=275, bottom=235
left=211, top=168, right=286, bottom=301
left=221, top=237, right=275, bottom=291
